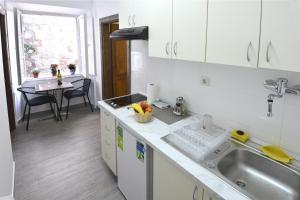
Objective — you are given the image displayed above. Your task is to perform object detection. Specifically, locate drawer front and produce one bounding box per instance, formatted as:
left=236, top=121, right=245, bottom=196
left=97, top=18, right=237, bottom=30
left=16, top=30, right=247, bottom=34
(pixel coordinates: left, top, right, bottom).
left=102, top=140, right=117, bottom=175
left=101, top=110, right=115, bottom=133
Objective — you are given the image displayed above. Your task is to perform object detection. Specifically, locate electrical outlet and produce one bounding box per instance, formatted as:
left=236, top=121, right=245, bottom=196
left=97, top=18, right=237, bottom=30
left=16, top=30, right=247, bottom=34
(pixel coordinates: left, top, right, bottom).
left=200, top=76, right=210, bottom=86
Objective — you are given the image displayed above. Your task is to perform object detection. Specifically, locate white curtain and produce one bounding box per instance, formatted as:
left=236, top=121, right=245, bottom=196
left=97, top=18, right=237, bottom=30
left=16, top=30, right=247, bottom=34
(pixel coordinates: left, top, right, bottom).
left=7, top=9, right=24, bottom=121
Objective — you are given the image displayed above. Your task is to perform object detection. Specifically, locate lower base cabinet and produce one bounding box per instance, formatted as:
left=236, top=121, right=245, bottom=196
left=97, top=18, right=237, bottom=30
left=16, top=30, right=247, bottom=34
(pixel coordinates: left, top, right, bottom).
left=100, top=109, right=117, bottom=175
left=153, top=151, right=203, bottom=200
left=153, top=151, right=220, bottom=200
left=203, top=191, right=218, bottom=200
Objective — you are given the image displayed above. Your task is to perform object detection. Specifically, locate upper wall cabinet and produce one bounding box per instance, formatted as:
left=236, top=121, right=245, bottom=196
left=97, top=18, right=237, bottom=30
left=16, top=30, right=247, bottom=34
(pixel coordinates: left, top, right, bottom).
left=206, top=0, right=261, bottom=67
left=172, top=0, right=207, bottom=62
left=148, top=0, right=173, bottom=59
left=119, top=0, right=149, bottom=29
left=148, top=0, right=207, bottom=61
left=119, top=0, right=132, bottom=29
left=259, top=0, right=300, bottom=72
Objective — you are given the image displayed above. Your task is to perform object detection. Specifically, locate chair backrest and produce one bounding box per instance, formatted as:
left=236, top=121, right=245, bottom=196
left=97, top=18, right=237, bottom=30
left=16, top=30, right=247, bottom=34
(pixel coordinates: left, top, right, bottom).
left=17, top=87, right=36, bottom=104
left=17, top=87, right=48, bottom=104
left=83, top=78, right=91, bottom=94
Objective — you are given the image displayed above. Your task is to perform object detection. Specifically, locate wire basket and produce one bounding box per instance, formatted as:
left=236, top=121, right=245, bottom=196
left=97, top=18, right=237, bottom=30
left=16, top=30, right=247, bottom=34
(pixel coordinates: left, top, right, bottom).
left=134, top=111, right=153, bottom=123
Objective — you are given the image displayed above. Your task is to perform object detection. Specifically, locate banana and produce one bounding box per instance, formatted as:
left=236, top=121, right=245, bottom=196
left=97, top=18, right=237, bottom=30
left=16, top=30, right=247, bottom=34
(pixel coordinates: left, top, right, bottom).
left=130, top=103, right=144, bottom=115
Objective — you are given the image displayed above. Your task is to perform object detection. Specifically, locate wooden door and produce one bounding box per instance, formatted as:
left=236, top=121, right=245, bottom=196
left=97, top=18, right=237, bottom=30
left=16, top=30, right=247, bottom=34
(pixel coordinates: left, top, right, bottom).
left=111, top=23, right=129, bottom=97
left=101, top=17, right=129, bottom=100
left=101, top=23, right=114, bottom=99
left=206, top=0, right=261, bottom=67
left=173, top=0, right=207, bottom=62
left=0, top=13, right=15, bottom=133
left=259, top=0, right=300, bottom=71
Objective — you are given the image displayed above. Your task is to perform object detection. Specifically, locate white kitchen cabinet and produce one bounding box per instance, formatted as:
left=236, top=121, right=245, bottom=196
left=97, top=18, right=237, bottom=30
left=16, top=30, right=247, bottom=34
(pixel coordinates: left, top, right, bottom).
left=149, top=0, right=207, bottom=61
left=172, top=0, right=207, bottom=62
left=148, top=0, right=173, bottom=59
left=119, top=0, right=132, bottom=29
left=119, top=0, right=148, bottom=29
left=100, top=109, right=117, bottom=175
left=203, top=191, right=219, bottom=200
left=259, top=0, right=300, bottom=72
left=206, top=0, right=261, bottom=67
left=153, top=151, right=203, bottom=200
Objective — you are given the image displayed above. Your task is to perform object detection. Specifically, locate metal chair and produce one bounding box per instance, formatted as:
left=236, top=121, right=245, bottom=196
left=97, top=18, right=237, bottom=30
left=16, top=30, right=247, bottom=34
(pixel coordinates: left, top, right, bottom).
left=17, top=87, right=61, bottom=131
left=60, top=78, right=94, bottom=119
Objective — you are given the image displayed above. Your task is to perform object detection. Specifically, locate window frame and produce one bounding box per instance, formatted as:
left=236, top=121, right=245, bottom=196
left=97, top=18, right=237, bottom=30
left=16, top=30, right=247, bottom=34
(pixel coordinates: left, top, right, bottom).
left=18, top=10, right=86, bottom=82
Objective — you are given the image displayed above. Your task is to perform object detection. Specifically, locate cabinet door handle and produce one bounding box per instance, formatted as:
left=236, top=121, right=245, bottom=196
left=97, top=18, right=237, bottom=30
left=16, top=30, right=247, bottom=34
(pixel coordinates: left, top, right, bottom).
left=266, top=41, right=272, bottom=63
left=128, top=15, right=131, bottom=26
left=165, top=42, right=170, bottom=55
left=192, top=185, right=198, bottom=200
left=132, top=14, right=136, bottom=26
left=174, top=42, right=178, bottom=56
left=247, top=42, right=252, bottom=62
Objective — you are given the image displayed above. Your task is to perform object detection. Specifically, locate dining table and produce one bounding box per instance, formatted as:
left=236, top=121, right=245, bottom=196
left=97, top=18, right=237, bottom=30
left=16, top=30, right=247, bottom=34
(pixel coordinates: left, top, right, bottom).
left=35, top=80, right=73, bottom=120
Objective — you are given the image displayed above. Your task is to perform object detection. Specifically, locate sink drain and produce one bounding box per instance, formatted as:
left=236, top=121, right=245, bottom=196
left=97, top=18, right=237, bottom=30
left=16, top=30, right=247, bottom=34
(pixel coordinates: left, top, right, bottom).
left=235, top=179, right=246, bottom=188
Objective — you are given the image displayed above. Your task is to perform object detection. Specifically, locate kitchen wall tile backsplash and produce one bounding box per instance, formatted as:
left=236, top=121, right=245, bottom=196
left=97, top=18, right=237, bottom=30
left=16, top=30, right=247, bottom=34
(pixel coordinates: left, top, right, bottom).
left=131, top=41, right=300, bottom=155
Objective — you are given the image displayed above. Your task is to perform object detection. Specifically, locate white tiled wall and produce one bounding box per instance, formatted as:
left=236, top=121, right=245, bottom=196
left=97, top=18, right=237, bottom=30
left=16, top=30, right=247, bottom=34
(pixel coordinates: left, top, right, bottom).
left=131, top=41, right=300, bottom=155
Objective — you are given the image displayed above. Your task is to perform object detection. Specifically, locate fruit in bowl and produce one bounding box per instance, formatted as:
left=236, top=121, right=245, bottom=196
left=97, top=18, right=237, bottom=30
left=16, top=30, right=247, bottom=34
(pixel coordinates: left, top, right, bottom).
left=130, top=101, right=153, bottom=123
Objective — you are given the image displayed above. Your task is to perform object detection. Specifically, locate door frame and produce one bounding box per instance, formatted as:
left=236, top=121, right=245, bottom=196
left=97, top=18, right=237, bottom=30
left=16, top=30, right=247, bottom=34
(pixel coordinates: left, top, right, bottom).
left=0, top=8, right=16, bottom=134
left=99, top=14, right=131, bottom=99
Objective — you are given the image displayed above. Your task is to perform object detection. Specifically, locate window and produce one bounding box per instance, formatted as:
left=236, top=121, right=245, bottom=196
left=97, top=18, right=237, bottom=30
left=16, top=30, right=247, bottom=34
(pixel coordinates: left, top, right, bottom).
left=21, top=14, right=79, bottom=78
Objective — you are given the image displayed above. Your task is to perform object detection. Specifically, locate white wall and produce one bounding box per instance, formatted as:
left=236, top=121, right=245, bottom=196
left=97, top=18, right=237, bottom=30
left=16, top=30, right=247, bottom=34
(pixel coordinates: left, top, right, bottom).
left=131, top=40, right=300, bottom=156
left=0, top=1, right=14, bottom=198
left=5, top=0, right=93, bottom=10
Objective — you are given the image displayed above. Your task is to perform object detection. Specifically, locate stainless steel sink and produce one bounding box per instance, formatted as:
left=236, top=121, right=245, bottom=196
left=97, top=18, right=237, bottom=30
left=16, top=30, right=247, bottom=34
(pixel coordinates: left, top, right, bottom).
left=202, top=141, right=300, bottom=200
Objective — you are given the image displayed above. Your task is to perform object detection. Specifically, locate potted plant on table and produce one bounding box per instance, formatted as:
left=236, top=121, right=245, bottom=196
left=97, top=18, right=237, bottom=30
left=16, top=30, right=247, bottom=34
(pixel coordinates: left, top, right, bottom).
left=31, top=68, right=40, bottom=78
left=68, top=64, right=76, bottom=75
left=50, top=64, right=58, bottom=76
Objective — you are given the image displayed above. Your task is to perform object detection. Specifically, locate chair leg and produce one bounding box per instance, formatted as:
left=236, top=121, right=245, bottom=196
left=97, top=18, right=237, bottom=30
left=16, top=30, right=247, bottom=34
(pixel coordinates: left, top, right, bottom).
left=66, top=99, right=70, bottom=120
left=49, top=102, right=54, bottom=113
left=86, top=95, right=94, bottom=112
left=60, top=89, right=64, bottom=111
left=26, top=106, right=31, bottom=131
left=83, top=96, right=87, bottom=106
left=22, top=103, right=27, bottom=121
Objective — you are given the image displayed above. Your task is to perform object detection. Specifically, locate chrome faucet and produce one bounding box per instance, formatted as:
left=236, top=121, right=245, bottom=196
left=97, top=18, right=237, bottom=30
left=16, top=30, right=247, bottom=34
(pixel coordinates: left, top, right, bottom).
left=264, top=78, right=300, bottom=117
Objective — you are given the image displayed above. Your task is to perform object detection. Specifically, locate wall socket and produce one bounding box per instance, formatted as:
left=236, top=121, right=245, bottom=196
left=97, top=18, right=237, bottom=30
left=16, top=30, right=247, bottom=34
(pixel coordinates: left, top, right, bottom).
left=200, top=76, right=210, bottom=86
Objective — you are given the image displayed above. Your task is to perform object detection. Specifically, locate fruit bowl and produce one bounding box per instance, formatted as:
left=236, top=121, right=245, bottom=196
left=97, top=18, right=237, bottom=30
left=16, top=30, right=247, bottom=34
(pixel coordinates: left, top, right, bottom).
left=130, top=101, right=153, bottom=123
left=134, top=111, right=153, bottom=123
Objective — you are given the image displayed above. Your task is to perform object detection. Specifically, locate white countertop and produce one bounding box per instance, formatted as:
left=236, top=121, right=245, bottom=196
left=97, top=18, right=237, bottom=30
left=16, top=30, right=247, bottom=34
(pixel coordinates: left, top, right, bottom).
left=98, top=100, right=251, bottom=200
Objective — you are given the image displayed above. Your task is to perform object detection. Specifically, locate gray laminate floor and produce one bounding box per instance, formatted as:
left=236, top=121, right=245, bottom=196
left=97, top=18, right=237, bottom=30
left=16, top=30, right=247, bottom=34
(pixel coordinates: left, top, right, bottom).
left=12, top=106, right=125, bottom=200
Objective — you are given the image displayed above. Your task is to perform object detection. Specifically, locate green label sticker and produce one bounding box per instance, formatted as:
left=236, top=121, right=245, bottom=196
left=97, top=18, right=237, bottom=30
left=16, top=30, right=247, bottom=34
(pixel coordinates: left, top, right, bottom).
left=117, top=127, right=123, bottom=151
left=136, top=141, right=145, bottom=163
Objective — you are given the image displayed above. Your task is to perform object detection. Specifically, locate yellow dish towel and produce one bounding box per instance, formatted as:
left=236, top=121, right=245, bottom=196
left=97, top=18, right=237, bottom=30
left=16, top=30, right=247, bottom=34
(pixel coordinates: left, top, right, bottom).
left=260, top=145, right=293, bottom=164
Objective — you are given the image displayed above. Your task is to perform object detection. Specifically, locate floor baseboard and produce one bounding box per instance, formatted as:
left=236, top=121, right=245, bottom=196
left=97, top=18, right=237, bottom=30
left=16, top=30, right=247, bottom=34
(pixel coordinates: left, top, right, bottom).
left=0, top=195, right=14, bottom=200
